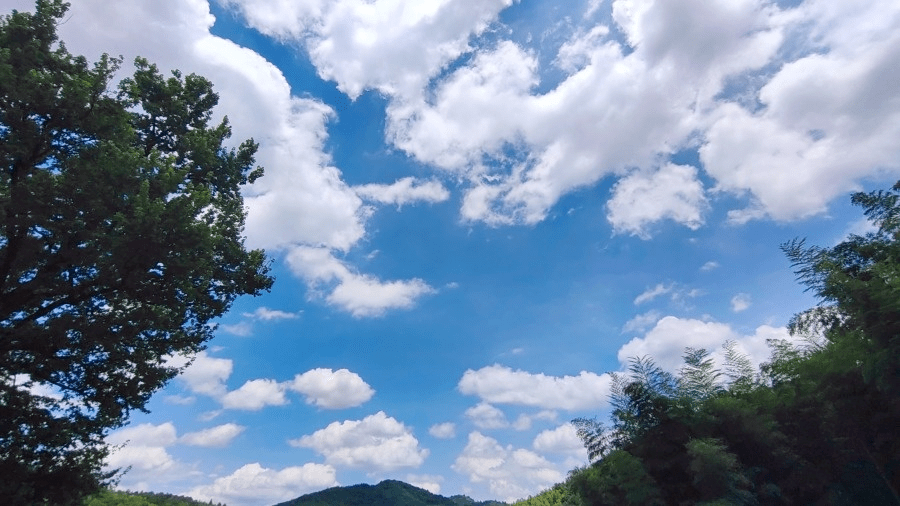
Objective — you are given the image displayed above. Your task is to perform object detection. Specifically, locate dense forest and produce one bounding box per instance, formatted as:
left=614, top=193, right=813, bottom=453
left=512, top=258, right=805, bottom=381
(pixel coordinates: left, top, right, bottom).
left=514, top=184, right=900, bottom=504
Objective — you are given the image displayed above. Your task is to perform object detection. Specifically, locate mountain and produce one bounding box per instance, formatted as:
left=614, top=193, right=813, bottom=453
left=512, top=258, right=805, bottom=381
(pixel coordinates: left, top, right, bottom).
left=273, top=479, right=507, bottom=506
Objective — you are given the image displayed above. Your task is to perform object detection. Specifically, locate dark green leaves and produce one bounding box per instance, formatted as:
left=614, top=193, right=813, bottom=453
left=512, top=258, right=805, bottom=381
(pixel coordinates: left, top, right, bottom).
left=0, top=2, right=273, bottom=503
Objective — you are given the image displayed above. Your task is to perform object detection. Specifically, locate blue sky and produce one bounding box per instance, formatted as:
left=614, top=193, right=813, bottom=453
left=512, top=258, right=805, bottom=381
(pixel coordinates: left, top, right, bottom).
left=6, top=0, right=900, bottom=504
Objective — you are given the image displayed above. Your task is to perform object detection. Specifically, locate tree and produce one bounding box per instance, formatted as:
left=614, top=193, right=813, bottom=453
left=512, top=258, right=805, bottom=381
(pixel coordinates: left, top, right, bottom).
left=0, top=1, right=273, bottom=503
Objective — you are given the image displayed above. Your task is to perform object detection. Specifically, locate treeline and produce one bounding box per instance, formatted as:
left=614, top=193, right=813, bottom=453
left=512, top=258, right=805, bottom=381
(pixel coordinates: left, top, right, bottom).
left=83, top=489, right=225, bottom=506
left=517, top=183, right=900, bottom=505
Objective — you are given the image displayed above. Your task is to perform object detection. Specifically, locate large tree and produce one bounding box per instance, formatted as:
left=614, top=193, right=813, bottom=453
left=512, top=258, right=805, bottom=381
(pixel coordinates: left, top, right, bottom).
left=0, top=1, right=273, bottom=503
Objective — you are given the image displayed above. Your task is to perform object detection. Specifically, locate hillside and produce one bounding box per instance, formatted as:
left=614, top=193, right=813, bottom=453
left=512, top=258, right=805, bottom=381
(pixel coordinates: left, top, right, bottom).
left=273, top=479, right=507, bottom=506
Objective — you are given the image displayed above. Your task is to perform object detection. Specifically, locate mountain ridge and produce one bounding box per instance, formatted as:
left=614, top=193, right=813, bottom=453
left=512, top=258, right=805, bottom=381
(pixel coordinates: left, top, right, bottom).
left=272, top=479, right=508, bottom=506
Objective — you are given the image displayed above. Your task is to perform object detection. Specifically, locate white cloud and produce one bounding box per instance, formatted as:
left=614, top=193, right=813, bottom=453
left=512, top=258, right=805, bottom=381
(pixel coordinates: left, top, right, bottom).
left=465, top=403, right=509, bottom=430
left=105, top=423, right=181, bottom=488
left=406, top=474, right=443, bottom=495
left=606, top=164, right=708, bottom=238
left=168, top=352, right=233, bottom=399
left=48, top=0, right=439, bottom=319
left=532, top=423, right=588, bottom=459
left=458, top=365, right=611, bottom=411
left=187, top=462, right=338, bottom=506
left=242, top=307, right=300, bottom=321
left=700, top=1, right=900, bottom=222
left=633, top=283, right=672, bottom=305
left=355, top=177, right=450, bottom=207
left=700, top=261, right=720, bottom=271
left=221, top=379, right=288, bottom=411
left=622, top=310, right=662, bottom=334
left=287, top=368, right=375, bottom=409
left=223, top=0, right=514, bottom=100
left=108, top=422, right=178, bottom=447
left=452, top=432, right=563, bottom=503
left=429, top=422, right=457, bottom=439
left=286, top=246, right=435, bottom=317
left=180, top=423, right=246, bottom=448
left=290, top=412, right=428, bottom=473
left=617, top=316, right=792, bottom=374
left=220, top=322, right=254, bottom=337
left=731, top=293, right=752, bottom=312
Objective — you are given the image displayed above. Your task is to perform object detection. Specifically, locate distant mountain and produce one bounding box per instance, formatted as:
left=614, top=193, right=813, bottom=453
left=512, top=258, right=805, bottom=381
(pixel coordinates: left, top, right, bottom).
left=273, top=479, right=507, bottom=506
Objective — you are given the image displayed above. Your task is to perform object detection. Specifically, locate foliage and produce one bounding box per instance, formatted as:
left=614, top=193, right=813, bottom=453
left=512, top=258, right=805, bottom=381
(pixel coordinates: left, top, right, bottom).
left=512, top=483, right=579, bottom=506
left=566, top=182, right=900, bottom=505
left=84, top=489, right=226, bottom=506
left=0, top=1, right=273, bottom=503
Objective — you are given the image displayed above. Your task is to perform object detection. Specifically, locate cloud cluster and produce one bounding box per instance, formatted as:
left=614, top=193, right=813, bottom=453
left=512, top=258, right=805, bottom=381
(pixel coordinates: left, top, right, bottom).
left=106, top=421, right=246, bottom=490
left=226, top=0, right=900, bottom=237
left=618, top=315, right=792, bottom=374
left=452, top=431, right=563, bottom=503
left=459, top=365, right=611, bottom=411
left=290, top=412, right=428, bottom=473
left=46, top=0, right=440, bottom=317
left=188, top=462, right=338, bottom=506
left=169, top=355, right=375, bottom=412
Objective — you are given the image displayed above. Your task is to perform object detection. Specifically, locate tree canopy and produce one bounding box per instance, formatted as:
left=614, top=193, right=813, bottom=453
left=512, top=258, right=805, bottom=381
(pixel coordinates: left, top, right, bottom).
left=553, top=182, right=900, bottom=505
left=0, top=1, right=273, bottom=503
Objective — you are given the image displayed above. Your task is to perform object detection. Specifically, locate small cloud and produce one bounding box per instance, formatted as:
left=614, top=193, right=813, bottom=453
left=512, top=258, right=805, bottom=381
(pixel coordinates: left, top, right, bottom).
left=465, top=402, right=509, bottom=429
left=180, top=423, right=245, bottom=448
left=406, top=474, right=443, bottom=495
left=429, top=422, right=456, bottom=439
left=634, top=283, right=672, bottom=305
left=622, top=310, right=662, bottom=334
left=242, top=307, right=300, bottom=321
left=731, top=293, right=752, bottom=312
left=354, top=177, right=450, bottom=207
left=220, top=322, right=253, bottom=337
left=700, top=261, right=720, bottom=271
left=287, top=368, right=375, bottom=409
left=163, top=395, right=196, bottom=405
left=221, top=379, right=288, bottom=411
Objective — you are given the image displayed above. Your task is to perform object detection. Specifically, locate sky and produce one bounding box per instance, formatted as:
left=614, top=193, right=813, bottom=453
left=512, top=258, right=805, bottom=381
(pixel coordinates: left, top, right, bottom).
left=4, top=0, right=900, bottom=504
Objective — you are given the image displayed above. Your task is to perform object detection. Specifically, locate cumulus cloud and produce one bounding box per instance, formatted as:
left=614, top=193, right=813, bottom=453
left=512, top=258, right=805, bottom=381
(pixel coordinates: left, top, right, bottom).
left=532, top=423, right=588, bottom=459
left=458, top=365, right=611, bottom=411
left=169, top=351, right=233, bottom=399
left=188, top=462, right=338, bottom=506
left=180, top=423, right=246, bottom=448
left=606, top=164, right=708, bottom=238
left=221, top=379, right=288, bottom=411
left=287, top=368, right=375, bottom=409
left=406, top=474, right=443, bottom=495
left=355, top=177, right=451, bottom=207
left=429, top=422, right=457, bottom=439
left=286, top=246, right=435, bottom=317
left=290, top=412, right=428, bottom=472
left=222, top=0, right=514, bottom=99
left=617, top=316, right=792, bottom=374
left=465, top=403, right=509, bottom=430
left=701, top=0, right=900, bottom=222
left=731, top=293, right=752, bottom=312
left=453, top=432, right=563, bottom=503
left=106, top=423, right=181, bottom=489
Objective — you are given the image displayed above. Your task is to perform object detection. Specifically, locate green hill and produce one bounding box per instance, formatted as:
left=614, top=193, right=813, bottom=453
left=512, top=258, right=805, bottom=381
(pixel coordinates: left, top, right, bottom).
left=273, top=479, right=506, bottom=506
